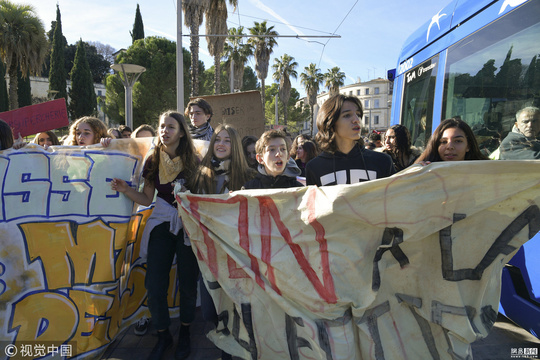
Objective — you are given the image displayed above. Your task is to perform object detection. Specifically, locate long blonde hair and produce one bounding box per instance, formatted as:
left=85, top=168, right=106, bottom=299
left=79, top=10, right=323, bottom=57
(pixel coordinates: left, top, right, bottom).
left=191, top=124, right=255, bottom=194
left=66, top=117, right=109, bottom=145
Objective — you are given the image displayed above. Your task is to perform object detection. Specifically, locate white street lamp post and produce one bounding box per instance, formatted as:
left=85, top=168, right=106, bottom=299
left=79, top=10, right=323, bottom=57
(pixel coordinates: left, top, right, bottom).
left=110, top=64, right=146, bottom=130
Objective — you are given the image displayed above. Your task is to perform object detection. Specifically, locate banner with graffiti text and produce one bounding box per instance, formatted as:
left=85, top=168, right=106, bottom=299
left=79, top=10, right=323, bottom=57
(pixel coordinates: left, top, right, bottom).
left=176, top=161, right=540, bottom=360
left=0, top=138, right=193, bottom=360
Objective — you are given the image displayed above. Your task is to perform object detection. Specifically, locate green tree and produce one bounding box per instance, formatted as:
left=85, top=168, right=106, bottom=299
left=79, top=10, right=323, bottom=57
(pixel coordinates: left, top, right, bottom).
left=131, top=4, right=144, bottom=44
left=272, top=54, right=298, bottom=125
left=17, top=66, right=31, bottom=107
left=200, top=63, right=228, bottom=95
left=324, top=66, right=346, bottom=97
left=205, top=0, right=236, bottom=94
left=264, top=83, right=308, bottom=133
left=223, top=26, right=253, bottom=92
left=64, top=42, right=110, bottom=83
left=0, top=61, right=8, bottom=111
left=69, top=39, right=97, bottom=119
left=248, top=21, right=278, bottom=108
left=48, top=5, right=67, bottom=102
left=300, top=63, right=323, bottom=135
left=105, top=37, right=192, bottom=128
left=183, top=0, right=210, bottom=96
left=0, top=1, right=47, bottom=109
left=242, top=66, right=258, bottom=91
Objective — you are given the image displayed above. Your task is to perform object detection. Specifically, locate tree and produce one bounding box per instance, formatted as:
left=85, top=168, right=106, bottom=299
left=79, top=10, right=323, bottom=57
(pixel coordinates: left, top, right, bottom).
left=272, top=54, right=298, bottom=125
left=200, top=63, right=228, bottom=95
left=325, top=66, right=346, bottom=97
left=223, top=26, right=253, bottom=92
left=0, top=1, right=47, bottom=109
left=242, top=66, right=258, bottom=91
left=300, top=63, right=323, bottom=135
left=131, top=4, right=144, bottom=44
left=105, top=37, right=192, bottom=128
left=0, top=61, right=8, bottom=111
left=264, top=83, right=309, bottom=133
left=88, top=41, right=116, bottom=65
left=183, top=0, right=210, bottom=96
left=48, top=5, right=67, bottom=102
left=17, top=66, right=31, bottom=107
left=69, top=39, right=97, bottom=119
left=248, top=21, right=278, bottom=108
left=205, top=0, right=236, bottom=94
left=64, top=42, right=111, bottom=83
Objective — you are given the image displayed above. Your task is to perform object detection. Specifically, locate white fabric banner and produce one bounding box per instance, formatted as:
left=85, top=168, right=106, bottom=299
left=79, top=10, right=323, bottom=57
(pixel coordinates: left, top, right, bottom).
left=176, top=161, right=540, bottom=360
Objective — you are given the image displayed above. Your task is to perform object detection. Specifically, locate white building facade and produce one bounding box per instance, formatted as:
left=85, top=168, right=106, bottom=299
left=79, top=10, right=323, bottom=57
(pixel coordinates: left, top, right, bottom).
left=300, top=78, right=392, bottom=136
left=29, top=76, right=108, bottom=124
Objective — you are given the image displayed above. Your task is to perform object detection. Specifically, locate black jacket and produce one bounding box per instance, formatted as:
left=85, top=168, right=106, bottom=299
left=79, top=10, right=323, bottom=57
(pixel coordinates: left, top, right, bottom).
left=305, top=144, right=395, bottom=186
left=244, top=158, right=303, bottom=189
left=500, top=129, right=540, bottom=160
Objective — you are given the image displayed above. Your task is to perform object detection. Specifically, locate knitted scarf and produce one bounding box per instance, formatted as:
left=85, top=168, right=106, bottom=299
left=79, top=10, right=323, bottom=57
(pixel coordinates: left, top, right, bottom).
left=189, top=122, right=214, bottom=141
left=159, top=148, right=184, bottom=184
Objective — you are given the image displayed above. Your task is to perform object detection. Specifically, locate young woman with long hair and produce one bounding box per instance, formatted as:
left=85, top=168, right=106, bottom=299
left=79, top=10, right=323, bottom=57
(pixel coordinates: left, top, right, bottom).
left=111, top=110, right=199, bottom=360
left=415, top=117, right=488, bottom=163
left=383, top=124, right=421, bottom=171
left=295, top=140, right=318, bottom=177
left=191, top=124, right=255, bottom=194
left=65, top=116, right=109, bottom=146
left=32, top=131, right=61, bottom=147
left=190, top=124, right=254, bottom=360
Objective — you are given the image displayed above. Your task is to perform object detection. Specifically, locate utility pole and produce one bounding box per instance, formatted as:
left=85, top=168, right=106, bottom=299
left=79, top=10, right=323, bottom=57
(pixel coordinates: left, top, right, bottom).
left=177, top=0, right=184, bottom=112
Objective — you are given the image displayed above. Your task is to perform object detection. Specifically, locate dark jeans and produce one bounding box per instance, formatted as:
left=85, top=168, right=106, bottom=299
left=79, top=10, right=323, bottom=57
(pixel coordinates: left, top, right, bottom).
left=145, top=222, right=199, bottom=330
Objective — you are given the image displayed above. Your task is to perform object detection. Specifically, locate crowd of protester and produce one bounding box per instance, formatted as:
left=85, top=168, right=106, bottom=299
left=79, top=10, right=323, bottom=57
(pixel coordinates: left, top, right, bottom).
left=1, top=95, right=536, bottom=360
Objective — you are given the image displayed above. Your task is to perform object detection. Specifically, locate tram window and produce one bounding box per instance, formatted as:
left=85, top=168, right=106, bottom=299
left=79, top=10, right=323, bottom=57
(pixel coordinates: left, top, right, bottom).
left=442, top=0, right=540, bottom=159
left=401, top=56, right=438, bottom=150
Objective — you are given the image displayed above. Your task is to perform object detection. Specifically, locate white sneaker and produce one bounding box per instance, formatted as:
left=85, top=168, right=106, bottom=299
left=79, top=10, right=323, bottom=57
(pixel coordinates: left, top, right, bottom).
left=134, top=317, right=150, bottom=336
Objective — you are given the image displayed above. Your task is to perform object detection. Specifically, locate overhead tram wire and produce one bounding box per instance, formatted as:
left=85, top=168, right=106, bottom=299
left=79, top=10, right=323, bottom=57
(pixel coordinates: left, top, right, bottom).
left=318, top=0, right=359, bottom=67
left=229, top=12, right=337, bottom=36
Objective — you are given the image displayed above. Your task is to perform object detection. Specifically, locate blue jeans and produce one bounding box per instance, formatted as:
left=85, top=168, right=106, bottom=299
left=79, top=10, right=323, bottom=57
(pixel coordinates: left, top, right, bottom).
left=145, top=222, right=199, bottom=330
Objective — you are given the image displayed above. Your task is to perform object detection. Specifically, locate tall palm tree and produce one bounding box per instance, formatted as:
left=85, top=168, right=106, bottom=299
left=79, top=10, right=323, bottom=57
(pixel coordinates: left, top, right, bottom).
left=325, top=66, right=346, bottom=97
left=272, top=54, right=297, bottom=126
left=183, top=0, right=210, bottom=97
left=300, top=63, right=324, bottom=135
left=223, top=26, right=253, bottom=92
left=248, top=21, right=278, bottom=107
left=206, top=0, right=237, bottom=95
left=0, top=1, right=47, bottom=110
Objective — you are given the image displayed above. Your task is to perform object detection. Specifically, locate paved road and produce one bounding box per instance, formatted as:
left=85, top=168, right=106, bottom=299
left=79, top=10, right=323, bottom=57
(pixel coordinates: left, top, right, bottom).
left=101, top=310, right=539, bottom=360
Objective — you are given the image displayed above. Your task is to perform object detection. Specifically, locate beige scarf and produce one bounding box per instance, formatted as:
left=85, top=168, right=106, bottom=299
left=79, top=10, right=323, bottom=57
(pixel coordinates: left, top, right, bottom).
left=159, top=148, right=184, bottom=184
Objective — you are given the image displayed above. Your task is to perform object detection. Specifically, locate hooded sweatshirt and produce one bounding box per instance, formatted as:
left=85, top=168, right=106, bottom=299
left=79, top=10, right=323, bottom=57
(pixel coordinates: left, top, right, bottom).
left=305, top=143, right=395, bottom=186
left=244, top=157, right=304, bottom=189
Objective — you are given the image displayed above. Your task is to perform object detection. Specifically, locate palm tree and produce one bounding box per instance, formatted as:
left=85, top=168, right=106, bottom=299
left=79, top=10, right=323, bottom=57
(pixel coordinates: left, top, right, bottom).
left=325, top=66, right=346, bottom=97
left=272, top=54, right=297, bottom=126
left=0, top=1, right=47, bottom=110
left=223, top=26, right=253, bottom=92
left=205, top=0, right=237, bottom=95
left=248, top=21, right=278, bottom=107
left=300, top=63, right=324, bottom=135
left=183, top=0, right=210, bottom=96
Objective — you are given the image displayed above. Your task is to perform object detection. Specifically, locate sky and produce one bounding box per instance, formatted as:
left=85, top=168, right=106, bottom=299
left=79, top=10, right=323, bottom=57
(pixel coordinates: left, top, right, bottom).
left=15, top=0, right=450, bottom=97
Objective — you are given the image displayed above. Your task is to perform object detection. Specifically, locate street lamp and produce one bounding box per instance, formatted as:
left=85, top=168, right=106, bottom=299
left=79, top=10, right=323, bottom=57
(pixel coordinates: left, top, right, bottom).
left=110, top=64, right=146, bottom=130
